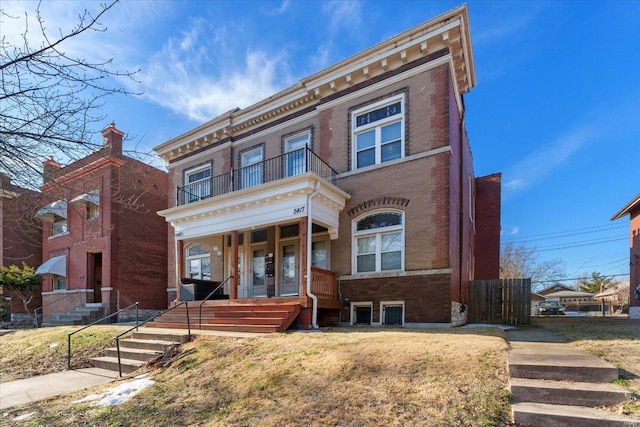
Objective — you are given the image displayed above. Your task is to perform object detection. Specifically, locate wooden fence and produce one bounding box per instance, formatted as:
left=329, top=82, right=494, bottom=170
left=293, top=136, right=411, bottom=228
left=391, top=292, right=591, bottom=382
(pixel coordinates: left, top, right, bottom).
left=468, top=279, right=531, bottom=325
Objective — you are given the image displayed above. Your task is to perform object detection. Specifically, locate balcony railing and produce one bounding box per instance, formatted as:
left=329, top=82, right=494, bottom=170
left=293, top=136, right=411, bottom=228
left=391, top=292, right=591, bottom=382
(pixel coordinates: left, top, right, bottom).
left=177, top=146, right=338, bottom=206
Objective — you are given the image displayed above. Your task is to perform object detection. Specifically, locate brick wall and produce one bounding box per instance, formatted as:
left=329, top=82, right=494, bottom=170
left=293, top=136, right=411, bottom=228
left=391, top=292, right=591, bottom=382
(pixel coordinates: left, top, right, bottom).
left=474, top=173, right=502, bottom=280
left=340, top=274, right=452, bottom=323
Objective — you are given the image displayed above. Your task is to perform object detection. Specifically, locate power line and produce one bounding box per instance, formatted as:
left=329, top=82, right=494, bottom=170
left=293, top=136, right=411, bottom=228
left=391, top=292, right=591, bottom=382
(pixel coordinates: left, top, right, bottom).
left=531, top=273, right=629, bottom=284
left=535, top=237, right=627, bottom=252
left=502, top=223, right=627, bottom=244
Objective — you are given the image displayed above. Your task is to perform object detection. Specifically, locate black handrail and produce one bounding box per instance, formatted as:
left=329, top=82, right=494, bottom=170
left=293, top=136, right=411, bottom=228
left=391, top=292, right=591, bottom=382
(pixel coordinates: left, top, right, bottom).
left=67, top=302, right=139, bottom=369
left=198, top=275, right=234, bottom=329
left=33, top=293, right=76, bottom=328
left=176, top=146, right=338, bottom=206
left=114, top=300, right=191, bottom=377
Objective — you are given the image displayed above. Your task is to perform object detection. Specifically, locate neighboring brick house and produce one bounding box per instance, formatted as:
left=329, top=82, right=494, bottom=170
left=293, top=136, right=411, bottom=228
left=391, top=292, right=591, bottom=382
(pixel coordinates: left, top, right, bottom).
left=34, top=123, right=169, bottom=324
left=611, top=194, right=640, bottom=319
left=153, top=5, right=501, bottom=329
left=0, top=173, right=42, bottom=325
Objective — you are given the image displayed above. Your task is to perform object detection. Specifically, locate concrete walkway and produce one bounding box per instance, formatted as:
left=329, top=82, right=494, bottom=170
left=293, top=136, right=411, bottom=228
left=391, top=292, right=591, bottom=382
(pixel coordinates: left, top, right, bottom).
left=0, top=367, right=118, bottom=410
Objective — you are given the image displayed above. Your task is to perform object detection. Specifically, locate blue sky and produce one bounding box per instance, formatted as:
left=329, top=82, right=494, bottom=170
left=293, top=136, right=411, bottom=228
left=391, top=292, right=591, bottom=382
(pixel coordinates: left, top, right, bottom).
left=4, top=0, right=639, bottom=283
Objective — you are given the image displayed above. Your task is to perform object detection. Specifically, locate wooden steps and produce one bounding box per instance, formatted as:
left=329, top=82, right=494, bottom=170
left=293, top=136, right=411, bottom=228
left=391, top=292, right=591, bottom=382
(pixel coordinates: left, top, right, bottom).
left=146, top=303, right=301, bottom=333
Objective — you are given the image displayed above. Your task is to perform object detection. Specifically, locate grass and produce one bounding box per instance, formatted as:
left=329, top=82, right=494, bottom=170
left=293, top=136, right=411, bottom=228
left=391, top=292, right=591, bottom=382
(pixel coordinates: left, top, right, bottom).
left=0, top=325, right=129, bottom=382
left=1, top=327, right=512, bottom=427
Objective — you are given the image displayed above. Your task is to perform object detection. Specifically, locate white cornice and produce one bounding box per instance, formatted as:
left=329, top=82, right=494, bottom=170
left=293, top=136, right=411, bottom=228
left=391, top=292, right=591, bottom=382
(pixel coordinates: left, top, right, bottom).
left=154, top=4, right=475, bottom=162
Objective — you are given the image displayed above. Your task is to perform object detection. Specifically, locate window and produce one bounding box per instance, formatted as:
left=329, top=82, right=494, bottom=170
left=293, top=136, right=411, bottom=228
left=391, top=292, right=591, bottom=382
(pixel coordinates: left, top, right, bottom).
left=53, top=276, right=66, bottom=291
left=186, top=244, right=210, bottom=280
left=353, top=211, right=404, bottom=273
left=241, top=148, right=263, bottom=189
left=352, top=95, right=404, bottom=169
left=312, top=240, right=328, bottom=269
left=351, top=302, right=373, bottom=325
left=52, top=216, right=68, bottom=236
left=87, top=202, right=99, bottom=220
left=184, top=164, right=212, bottom=203
left=285, top=132, right=309, bottom=177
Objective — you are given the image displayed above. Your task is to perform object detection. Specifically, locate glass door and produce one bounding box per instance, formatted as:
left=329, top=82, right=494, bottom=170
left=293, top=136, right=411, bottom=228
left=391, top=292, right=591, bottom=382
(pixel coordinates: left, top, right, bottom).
left=285, top=132, right=309, bottom=177
left=241, top=148, right=263, bottom=189
left=280, top=242, right=299, bottom=296
left=251, top=247, right=267, bottom=297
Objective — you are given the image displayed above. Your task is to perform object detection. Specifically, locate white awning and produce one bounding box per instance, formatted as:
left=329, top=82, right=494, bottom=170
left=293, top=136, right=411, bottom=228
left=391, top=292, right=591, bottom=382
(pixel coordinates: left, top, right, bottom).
left=35, top=200, right=68, bottom=221
left=71, top=190, right=99, bottom=206
left=35, top=255, right=66, bottom=277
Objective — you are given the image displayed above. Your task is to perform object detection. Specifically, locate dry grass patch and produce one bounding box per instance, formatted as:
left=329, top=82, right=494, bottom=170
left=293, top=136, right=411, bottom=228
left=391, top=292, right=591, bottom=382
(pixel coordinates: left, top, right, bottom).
left=3, top=327, right=511, bottom=426
left=0, top=325, right=128, bottom=381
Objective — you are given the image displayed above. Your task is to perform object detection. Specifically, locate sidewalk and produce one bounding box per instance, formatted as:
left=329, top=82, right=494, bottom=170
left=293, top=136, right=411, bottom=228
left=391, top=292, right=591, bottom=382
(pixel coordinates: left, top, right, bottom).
left=0, top=367, right=118, bottom=410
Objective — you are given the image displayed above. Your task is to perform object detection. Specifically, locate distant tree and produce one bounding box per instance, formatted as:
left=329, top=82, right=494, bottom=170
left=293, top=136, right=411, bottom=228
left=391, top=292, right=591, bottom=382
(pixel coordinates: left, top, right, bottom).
left=0, top=0, right=140, bottom=189
left=500, top=242, right=565, bottom=290
left=0, top=263, right=42, bottom=320
left=576, top=271, right=617, bottom=294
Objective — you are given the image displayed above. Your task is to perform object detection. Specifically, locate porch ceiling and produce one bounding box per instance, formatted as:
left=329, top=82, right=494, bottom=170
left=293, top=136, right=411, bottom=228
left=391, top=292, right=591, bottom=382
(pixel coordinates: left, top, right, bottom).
left=158, top=173, right=350, bottom=240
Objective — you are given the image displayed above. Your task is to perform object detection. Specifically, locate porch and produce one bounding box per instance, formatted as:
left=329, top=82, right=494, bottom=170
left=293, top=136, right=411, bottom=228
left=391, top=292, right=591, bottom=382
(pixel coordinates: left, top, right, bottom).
left=158, top=149, right=349, bottom=330
left=147, top=267, right=341, bottom=332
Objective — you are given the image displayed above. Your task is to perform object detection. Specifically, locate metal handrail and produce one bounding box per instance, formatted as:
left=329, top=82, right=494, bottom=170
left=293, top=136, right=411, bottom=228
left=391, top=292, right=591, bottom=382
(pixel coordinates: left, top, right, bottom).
left=67, top=302, right=139, bottom=369
left=33, top=293, right=76, bottom=328
left=176, top=146, right=338, bottom=205
left=114, top=300, right=191, bottom=377
left=198, top=275, right=234, bottom=329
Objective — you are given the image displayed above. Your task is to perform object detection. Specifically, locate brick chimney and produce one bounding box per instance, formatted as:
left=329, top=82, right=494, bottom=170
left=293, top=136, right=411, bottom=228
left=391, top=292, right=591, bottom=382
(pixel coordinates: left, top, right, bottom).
left=101, top=122, right=124, bottom=155
left=42, top=156, right=62, bottom=183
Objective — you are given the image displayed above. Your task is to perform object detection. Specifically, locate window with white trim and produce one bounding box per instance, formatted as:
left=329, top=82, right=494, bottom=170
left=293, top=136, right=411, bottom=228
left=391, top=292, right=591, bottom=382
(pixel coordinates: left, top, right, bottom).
left=351, top=95, right=404, bottom=170
left=53, top=276, right=66, bottom=290
left=353, top=211, right=404, bottom=273
left=52, top=216, right=68, bottom=236
left=186, top=244, right=211, bottom=280
left=184, top=164, right=212, bottom=203
left=285, top=131, right=310, bottom=177
left=241, top=147, right=263, bottom=189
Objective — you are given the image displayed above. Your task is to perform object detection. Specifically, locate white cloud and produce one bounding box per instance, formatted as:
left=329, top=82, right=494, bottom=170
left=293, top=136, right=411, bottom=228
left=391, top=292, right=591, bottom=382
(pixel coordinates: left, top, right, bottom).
left=502, top=126, right=593, bottom=200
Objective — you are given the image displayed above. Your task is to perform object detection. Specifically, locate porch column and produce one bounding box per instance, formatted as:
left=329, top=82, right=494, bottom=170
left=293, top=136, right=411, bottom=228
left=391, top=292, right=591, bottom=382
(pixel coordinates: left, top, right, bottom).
left=231, top=230, right=238, bottom=300
left=300, top=216, right=308, bottom=298
left=176, top=239, right=184, bottom=301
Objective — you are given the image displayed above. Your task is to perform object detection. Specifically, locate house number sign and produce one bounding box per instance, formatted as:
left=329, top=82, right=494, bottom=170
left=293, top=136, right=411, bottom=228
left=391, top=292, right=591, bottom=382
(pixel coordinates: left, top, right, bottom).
left=293, top=206, right=305, bottom=215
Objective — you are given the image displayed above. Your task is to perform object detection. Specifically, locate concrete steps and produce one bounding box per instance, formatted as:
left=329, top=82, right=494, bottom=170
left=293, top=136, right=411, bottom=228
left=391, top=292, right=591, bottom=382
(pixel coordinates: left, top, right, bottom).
left=90, top=329, right=190, bottom=376
left=507, top=327, right=639, bottom=426
left=512, top=402, right=634, bottom=427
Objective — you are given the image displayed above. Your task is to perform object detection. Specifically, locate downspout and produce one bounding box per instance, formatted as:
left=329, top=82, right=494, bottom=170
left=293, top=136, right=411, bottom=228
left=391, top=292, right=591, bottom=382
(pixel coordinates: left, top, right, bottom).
left=306, top=181, right=321, bottom=329
left=458, top=98, right=466, bottom=307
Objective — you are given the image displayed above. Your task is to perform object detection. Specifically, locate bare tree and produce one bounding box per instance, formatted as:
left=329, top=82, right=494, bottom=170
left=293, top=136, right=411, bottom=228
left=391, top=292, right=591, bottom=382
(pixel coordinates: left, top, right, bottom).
left=500, top=242, right=565, bottom=291
left=0, top=0, right=140, bottom=189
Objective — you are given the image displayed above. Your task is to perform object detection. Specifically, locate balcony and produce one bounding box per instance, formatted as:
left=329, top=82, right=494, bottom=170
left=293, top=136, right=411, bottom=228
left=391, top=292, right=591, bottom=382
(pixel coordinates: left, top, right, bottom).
left=177, top=146, right=338, bottom=206
left=160, top=147, right=349, bottom=241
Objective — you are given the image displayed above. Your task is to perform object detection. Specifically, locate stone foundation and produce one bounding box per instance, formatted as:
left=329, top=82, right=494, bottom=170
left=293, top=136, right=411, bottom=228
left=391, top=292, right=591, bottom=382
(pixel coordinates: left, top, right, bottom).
left=451, top=301, right=467, bottom=327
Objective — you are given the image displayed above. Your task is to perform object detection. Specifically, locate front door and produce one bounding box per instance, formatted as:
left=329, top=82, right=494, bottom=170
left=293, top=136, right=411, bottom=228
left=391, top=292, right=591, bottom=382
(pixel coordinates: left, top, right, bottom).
left=251, top=247, right=267, bottom=297
left=280, top=242, right=299, bottom=296
left=88, top=253, right=102, bottom=303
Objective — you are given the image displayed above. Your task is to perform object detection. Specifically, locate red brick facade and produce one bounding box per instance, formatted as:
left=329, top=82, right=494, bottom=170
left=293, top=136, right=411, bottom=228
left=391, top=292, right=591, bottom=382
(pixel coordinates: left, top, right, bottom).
left=0, top=174, right=43, bottom=321
left=37, top=124, right=168, bottom=323
left=155, top=5, right=501, bottom=327
left=612, top=195, right=640, bottom=318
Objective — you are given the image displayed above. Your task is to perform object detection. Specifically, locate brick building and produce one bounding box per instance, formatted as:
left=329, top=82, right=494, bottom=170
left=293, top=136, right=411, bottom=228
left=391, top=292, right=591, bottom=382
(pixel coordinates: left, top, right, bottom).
left=153, top=5, right=501, bottom=329
left=0, top=174, right=42, bottom=325
left=611, top=194, right=640, bottom=319
left=34, top=123, right=169, bottom=324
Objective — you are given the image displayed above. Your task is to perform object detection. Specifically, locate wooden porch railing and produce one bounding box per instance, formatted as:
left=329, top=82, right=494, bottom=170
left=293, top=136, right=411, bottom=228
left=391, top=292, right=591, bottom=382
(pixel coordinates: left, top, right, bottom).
left=311, top=267, right=338, bottom=301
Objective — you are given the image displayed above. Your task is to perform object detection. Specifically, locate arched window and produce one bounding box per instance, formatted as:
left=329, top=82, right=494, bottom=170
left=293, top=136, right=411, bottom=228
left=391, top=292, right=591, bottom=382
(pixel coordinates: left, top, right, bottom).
left=186, top=244, right=210, bottom=280
left=353, top=211, right=404, bottom=273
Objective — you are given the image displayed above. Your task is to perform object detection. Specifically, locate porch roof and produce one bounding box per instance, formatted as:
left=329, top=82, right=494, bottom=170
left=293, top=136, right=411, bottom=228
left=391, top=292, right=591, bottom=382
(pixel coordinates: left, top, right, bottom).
left=158, top=173, right=350, bottom=240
